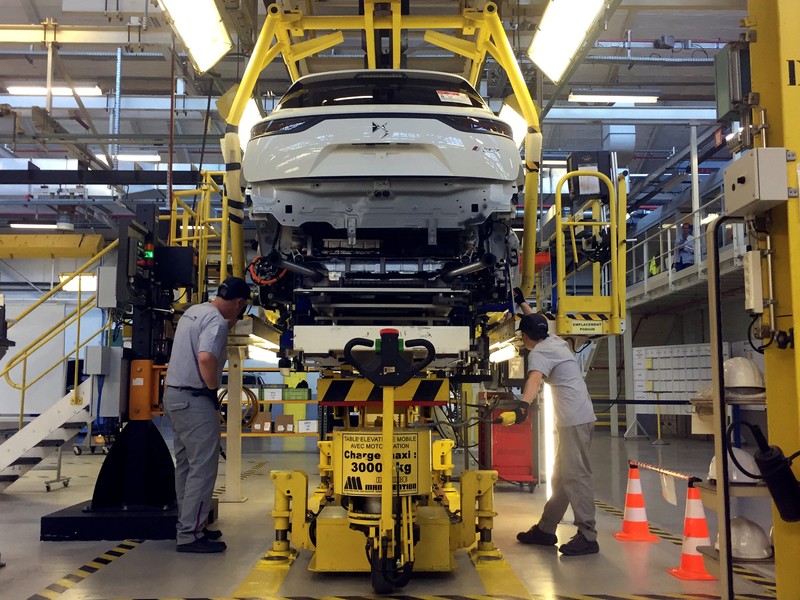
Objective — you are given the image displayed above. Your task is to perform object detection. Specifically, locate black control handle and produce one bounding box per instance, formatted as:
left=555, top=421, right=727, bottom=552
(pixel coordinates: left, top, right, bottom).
left=343, top=330, right=435, bottom=388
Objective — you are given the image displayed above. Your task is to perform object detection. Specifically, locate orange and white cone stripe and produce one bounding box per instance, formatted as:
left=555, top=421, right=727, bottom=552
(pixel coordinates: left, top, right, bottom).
left=668, top=484, right=716, bottom=581
left=614, top=465, right=659, bottom=542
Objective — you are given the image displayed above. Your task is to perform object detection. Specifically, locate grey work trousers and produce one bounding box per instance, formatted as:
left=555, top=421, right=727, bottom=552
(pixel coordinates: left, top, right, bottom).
left=538, top=422, right=597, bottom=541
left=163, top=387, right=221, bottom=545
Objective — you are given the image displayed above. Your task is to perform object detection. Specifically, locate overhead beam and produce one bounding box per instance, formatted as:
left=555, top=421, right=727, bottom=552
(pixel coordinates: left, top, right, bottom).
left=0, top=234, right=105, bottom=258
left=0, top=170, right=204, bottom=186
left=0, top=23, right=173, bottom=45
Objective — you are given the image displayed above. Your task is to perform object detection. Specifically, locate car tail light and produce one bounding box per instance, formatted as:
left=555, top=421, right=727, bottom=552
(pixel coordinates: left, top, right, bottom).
left=250, top=116, right=321, bottom=139
left=439, top=116, right=513, bottom=139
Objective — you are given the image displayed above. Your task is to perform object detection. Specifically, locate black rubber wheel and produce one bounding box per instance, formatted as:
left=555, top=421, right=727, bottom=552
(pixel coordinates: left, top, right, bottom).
left=73, top=446, right=82, bottom=456
left=370, top=555, right=394, bottom=594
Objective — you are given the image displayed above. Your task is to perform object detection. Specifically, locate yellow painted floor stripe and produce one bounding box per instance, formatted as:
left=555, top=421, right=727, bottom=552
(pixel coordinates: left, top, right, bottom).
left=232, top=554, right=296, bottom=598
left=470, top=554, right=531, bottom=598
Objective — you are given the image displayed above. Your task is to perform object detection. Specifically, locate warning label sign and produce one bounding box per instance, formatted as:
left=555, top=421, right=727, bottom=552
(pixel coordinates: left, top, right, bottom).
left=340, top=432, right=420, bottom=496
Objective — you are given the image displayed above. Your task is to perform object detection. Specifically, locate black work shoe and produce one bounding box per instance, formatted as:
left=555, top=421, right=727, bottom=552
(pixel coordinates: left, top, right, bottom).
left=558, top=532, right=599, bottom=556
left=202, top=527, right=223, bottom=540
left=517, top=525, right=558, bottom=546
left=176, top=537, right=227, bottom=553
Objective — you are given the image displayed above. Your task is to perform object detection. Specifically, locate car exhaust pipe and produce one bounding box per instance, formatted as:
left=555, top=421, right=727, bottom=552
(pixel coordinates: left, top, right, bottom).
left=268, top=251, right=326, bottom=283
left=440, top=253, right=497, bottom=283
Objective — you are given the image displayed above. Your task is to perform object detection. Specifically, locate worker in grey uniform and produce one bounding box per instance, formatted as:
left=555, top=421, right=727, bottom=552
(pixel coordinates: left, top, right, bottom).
left=512, top=290, right=599, bottom=556
left=164, top=277, right=251, bottom=553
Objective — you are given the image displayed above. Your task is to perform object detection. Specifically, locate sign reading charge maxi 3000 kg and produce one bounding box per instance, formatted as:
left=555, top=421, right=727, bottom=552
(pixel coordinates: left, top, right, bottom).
left=334, top=431, right=424, bottom=497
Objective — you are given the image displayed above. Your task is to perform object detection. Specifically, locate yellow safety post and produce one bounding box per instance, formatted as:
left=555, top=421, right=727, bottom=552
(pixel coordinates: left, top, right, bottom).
left=268, top=470, right=306, bottom=559
left=745, top=1, right=800, bottom=593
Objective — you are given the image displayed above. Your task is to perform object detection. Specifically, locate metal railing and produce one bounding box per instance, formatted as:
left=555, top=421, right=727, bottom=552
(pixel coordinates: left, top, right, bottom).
left=2, top=240, right=118, bottom=428
left=624, top=195, right=745, bottom=293
left=166, top=170, right=232, bottom=302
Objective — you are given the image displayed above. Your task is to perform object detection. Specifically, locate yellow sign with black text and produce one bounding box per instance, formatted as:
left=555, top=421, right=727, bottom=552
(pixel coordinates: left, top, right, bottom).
left=333, top=429, right=431, bottom=497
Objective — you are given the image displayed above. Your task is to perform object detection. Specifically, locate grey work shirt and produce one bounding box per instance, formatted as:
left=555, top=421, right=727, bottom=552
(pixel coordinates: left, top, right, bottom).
left=165, top=303, right=229, bottom=389
left=527, top=335, right=596, bottom=427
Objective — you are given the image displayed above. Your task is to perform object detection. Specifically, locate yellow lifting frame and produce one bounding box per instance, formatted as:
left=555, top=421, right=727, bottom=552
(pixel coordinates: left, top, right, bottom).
left=223, top=1, right=542, bottom=296
left=552, top=171, right=627, bottom=335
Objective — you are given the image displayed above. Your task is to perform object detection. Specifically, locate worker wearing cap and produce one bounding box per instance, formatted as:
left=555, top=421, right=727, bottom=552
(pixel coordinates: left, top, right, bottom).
left=164, top=277, right=251, bottom=553
left=512, top=289, right=599, bottom=556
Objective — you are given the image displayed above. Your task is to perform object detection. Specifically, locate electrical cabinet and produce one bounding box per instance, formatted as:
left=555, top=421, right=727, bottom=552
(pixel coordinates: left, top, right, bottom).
left=723, top=148, right=789, bottom=217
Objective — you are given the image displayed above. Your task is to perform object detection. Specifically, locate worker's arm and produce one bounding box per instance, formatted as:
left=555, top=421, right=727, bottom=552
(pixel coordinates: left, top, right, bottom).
left=521, top=369, right=544, bottom=405
left=513, top=287, right=535, bottom=315
left=197, top=351, right=219, bottom=389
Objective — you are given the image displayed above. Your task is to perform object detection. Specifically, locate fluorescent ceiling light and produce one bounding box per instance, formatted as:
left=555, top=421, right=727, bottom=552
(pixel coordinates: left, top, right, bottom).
left=9, top=223, right=58, bottom=229
left=59, top=273, right=98, bottom=292
left=489, top=343, right=518, bottom=363
left=541, top=159, right=568, bottom=167
left=158, top=0, right=233, bottom=74
left=115, top=153, right=162, bottom=162
left=568, top=91, right=659, bottom=104
left=7, top=85, right=102, bottom=96
left=701, top=213, right=720, bottom=225
left=498, top=101, right=527, bottom=147
left=527, top=0, right=606, bottom=83
left=247, top=345, right=278, bottom=364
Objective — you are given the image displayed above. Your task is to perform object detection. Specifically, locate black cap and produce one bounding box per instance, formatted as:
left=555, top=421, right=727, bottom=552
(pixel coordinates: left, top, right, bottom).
left=217, top=276, right=251, bottom=300
left=518, top=313, right=549, bottom=341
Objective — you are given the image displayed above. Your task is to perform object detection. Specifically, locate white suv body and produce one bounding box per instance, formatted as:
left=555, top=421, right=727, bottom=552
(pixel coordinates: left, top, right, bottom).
left=241, top=69, right=521, bottom=367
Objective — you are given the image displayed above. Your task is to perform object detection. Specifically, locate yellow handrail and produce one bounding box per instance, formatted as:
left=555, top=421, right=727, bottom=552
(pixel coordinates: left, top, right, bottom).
left=9, top=239, right=117, bottom=328
left=3, top=294, right=97, bottom=389
left=168, top=170, right=234, bottom=302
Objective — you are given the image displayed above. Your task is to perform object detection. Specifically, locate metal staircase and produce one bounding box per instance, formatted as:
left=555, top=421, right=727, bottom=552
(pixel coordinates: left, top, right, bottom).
left=0, top=378, right=94, bottom=491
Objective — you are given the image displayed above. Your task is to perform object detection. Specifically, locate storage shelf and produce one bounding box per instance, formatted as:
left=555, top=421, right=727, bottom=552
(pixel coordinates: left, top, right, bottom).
left=695, top=480, right=771, bottom=510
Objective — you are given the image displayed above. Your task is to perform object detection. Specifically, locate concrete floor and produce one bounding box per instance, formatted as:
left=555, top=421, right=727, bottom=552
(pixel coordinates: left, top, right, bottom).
left=0, top=423, right=777, bottom=599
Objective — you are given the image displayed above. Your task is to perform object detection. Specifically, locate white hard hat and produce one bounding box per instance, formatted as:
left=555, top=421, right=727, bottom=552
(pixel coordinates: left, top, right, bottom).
left=715, top=517, right=773, bottom=559
left=723, top=357, right=766, bottom=399
left=708, top=447, right=761, bottom=483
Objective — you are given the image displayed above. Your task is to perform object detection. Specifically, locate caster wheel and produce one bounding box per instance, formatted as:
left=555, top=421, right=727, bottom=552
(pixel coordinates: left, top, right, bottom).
left=63, top=480, right=69, bottom=488
left=89, top=446, right=96, bottom=454
left=45, top=484, right=51, bottom=492
left=73, top=446, right=82, bottom=456
left=102, top=446, right=109, bottom=455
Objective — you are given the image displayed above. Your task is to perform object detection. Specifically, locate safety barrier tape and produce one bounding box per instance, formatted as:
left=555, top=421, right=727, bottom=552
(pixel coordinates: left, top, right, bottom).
left=595, top=500, right=777, bottom=597
left=25, top=540, right=141, bottom=600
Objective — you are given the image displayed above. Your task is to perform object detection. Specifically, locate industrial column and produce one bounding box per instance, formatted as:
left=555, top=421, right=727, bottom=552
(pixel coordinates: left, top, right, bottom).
left=747, top=0, right=800, bottom=593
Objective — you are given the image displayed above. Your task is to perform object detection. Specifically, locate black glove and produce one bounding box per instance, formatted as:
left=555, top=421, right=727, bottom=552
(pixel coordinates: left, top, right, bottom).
left=513, top=287, right=526, bottom=306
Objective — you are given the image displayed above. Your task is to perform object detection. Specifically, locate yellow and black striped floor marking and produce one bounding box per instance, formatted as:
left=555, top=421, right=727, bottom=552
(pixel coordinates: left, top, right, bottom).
left=112, top=593, right=777, bottom=599
left=214, top=460, right=269, bottom=498
left=595, top=500, right=777, bottom=597
left=26, top=540, right=141, bottom=600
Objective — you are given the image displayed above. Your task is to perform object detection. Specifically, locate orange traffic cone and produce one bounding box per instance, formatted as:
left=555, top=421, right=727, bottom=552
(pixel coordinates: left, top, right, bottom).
left=614, top=463, right=659, bottom=542
left=668, top=482, right=716, bottom=581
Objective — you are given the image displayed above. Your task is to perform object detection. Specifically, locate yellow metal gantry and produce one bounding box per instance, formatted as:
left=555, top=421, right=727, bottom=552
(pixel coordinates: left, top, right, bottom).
left=747, top=0, right=800, bottom=593
left=221, top=1, right=543, bottom=295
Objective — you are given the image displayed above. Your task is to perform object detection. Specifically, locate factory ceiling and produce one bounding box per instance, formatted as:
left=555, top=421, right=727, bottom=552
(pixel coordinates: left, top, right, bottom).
left=0, top=0, right=746, bottom=232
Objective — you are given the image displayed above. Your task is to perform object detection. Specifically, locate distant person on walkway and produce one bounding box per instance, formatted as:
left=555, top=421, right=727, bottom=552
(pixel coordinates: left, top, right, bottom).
left=512, top=291, right=599, bottom=556
left=674, top=223, right=695, bottom=272
left=163, top=276, right=251, bottom=553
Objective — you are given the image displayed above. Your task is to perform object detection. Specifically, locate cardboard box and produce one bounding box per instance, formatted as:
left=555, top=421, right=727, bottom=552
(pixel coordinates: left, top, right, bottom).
left=298, top=419, right=318, bottom=433
left=275, top=414, right=294, bottom=433
left=252, top=411, right=272, bottom=432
